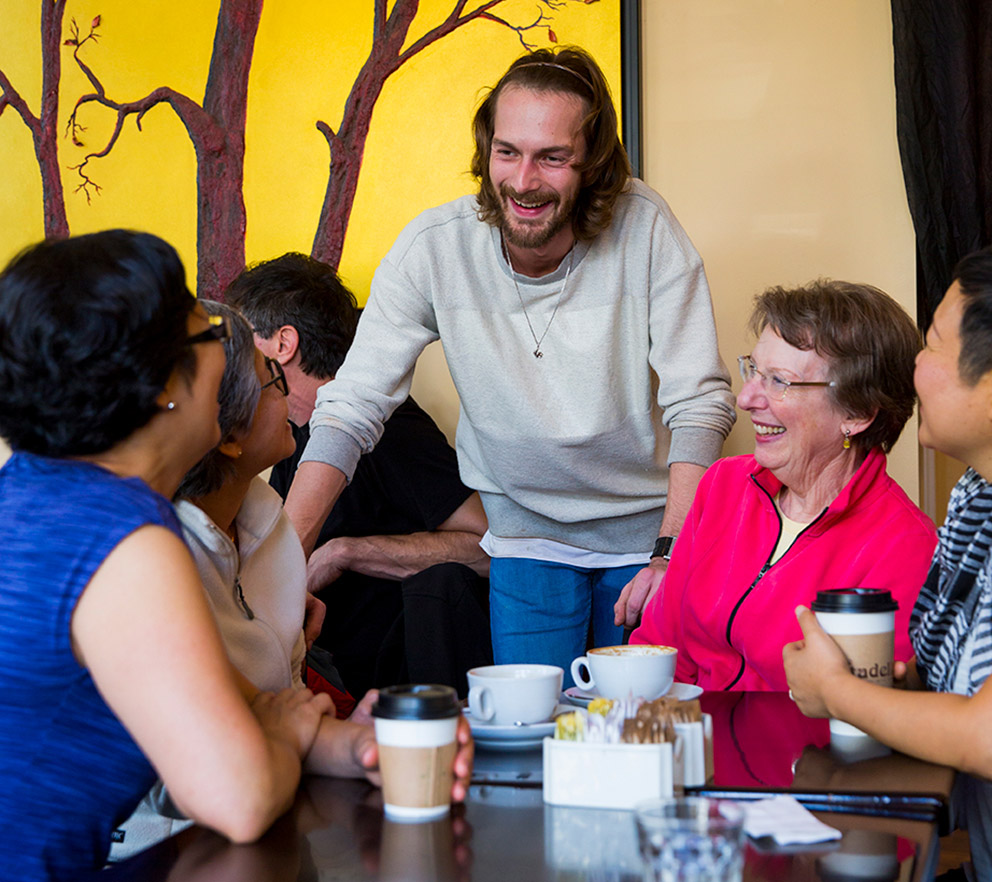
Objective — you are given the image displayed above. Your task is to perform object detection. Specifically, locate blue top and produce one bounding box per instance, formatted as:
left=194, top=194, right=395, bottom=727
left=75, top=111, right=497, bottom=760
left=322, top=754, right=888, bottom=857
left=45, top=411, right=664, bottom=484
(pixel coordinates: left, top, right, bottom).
left=0, top=452, right=183, bottom=881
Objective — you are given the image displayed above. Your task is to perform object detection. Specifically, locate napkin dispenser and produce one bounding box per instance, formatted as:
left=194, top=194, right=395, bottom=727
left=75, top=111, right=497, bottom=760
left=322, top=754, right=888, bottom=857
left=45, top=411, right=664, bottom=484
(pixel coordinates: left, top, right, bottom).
left=542, top=714, right=713, bottom=810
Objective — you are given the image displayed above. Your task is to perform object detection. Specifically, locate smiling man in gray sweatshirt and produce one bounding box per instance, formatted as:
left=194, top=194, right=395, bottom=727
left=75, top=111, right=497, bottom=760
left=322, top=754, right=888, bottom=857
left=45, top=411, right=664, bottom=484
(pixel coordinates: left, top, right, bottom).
left=285, top=46, right=735, bottom=685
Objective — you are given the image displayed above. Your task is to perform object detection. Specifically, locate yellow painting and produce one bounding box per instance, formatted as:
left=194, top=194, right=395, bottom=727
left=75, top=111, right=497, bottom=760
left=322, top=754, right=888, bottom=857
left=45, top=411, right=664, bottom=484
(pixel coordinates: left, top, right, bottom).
left=1, top=0, right=623, bottom=303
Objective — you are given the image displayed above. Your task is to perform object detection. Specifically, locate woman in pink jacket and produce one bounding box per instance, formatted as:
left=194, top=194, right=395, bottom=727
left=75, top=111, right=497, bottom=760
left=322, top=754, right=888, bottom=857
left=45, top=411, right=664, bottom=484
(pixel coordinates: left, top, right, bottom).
left=626, top=280, right=936, bottom=691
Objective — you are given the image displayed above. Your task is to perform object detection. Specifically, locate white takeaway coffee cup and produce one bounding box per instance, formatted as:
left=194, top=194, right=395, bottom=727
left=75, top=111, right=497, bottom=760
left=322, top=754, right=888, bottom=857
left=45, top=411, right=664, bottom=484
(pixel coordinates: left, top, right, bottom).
left=811, top=588, right=898, bottom=738
left=467, top=664, right=563, bottom=726
left=570, top=644, right=677, bottom=701
left=372, top=684, right=460, bottom=822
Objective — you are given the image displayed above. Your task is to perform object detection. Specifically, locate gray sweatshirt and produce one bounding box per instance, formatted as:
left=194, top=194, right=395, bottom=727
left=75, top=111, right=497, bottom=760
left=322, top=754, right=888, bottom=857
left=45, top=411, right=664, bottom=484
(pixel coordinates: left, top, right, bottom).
left=303, top=179, right=735, bottom=553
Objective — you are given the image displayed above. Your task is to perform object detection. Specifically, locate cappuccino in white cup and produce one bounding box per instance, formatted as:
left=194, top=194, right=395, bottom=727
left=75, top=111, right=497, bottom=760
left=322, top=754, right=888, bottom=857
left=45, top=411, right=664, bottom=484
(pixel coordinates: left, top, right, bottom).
left=571, top=644, right=677, bottom=700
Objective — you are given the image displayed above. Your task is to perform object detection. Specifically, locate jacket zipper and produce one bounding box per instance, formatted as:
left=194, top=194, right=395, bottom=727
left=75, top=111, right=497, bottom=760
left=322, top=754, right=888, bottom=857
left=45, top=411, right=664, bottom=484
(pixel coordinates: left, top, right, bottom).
left=723, top=475, right=827, bottom=689
left=214, top=523, right=255, bottom=621
left=235, top=574, right=255, bottom=620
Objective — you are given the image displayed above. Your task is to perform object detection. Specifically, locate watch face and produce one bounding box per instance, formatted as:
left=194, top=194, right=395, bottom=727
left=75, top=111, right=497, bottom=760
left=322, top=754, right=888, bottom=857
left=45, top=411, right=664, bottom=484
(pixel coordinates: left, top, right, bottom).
left=653, top=536, right=676, bottom=560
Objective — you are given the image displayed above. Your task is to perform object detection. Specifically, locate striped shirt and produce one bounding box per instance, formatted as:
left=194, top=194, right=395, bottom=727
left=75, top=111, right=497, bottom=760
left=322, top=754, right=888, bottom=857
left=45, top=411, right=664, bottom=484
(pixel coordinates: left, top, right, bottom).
left=910, top=469, right=992, bottom=695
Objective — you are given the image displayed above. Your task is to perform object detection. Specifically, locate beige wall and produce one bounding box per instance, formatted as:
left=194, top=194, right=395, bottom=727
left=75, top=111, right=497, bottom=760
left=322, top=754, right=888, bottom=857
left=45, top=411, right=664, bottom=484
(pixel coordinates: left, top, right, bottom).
left=414, top=0, right=920, bottom=500
left=642, top=0, right=917, bottom=496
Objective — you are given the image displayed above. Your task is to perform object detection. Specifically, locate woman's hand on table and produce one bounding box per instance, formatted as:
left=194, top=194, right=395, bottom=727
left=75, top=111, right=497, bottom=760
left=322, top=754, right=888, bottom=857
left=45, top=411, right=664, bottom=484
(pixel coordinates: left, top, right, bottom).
left=451, top=714, right=474, bottom=803
left=348, top=689, right=378, bottom=726
left=783, top=605, right=852, bottom=718
left=251, top=687, right=334, bottom=758
left=342, top=698, right=473, bottom=799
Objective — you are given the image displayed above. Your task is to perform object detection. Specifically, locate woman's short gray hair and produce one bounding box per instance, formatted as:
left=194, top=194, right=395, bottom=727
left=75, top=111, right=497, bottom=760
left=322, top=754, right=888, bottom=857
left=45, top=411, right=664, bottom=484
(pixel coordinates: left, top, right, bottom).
left=176, top=300, right=260, bottom=500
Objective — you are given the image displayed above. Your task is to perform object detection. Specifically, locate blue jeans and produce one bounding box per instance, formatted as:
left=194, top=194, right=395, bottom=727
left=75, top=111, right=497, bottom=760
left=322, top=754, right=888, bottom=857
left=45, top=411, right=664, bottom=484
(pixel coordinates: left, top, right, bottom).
left=489, top=558, right=642, bottom=688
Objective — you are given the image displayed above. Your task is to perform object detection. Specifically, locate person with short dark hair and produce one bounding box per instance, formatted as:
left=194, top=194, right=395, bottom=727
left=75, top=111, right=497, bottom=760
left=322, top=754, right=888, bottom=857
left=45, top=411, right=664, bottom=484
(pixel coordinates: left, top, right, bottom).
left=785, top=248, right=992, bottom=877
left=227, top=254, right=492, bottom=698
left=224, top=251, right=359, bottom=380
left=632, top=280, right=937, bottom=690
left=282, top=47, right=737, bottom=683
left=0, top=231, right=332, bottom=880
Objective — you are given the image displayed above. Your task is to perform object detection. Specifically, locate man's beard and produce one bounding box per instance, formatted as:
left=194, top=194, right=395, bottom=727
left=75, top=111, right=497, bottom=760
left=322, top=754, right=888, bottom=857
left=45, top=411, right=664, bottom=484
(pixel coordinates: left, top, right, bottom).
left=496, top=182, right=577, bottom=250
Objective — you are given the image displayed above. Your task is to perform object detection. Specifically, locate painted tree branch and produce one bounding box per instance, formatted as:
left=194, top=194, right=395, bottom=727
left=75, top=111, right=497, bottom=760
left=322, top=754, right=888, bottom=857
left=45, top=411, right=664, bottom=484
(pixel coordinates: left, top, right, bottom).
left=67, top=82, right=216, bottom=202
left=0, top=72, right=40, bottom=135
left=0, top=0, right=70, bottom=238
left=65, top=1, right=263, bottom=298
left=311, top=0, right=590, bottom=268
left=373, top=0, right=387, bottom=40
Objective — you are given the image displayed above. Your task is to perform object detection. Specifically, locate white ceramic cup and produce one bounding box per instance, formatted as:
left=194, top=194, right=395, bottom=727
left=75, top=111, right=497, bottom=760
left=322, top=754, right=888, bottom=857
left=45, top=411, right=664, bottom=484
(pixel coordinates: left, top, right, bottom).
left=570, top=645, right=677, bottom=701
left=467, top=664, right=564, bottom=726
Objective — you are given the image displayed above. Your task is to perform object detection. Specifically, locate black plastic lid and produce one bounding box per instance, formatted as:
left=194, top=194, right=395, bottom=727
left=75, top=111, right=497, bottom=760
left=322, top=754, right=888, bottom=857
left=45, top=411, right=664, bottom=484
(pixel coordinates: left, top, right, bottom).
left=371, top=684, right=460, bottom=721
left=810, top=588, right=898, bottom=613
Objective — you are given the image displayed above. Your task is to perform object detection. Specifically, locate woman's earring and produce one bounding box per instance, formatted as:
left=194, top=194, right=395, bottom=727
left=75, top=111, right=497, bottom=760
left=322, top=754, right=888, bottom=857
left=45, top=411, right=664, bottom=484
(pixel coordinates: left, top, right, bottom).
left=843, top=429, right=851, bottom=450
left=166, top=401, right=176, bottom=411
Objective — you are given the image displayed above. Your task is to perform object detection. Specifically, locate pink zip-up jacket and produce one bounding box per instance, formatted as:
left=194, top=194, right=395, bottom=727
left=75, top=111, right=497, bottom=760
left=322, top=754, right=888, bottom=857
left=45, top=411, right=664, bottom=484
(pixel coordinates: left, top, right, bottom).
left=631, top=450, right=937, bottom=691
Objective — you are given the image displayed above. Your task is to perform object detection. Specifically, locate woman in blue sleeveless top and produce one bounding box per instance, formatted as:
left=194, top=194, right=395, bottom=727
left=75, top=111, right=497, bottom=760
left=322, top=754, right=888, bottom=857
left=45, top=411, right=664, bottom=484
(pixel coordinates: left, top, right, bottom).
left=0, top=231, right=333, bottom=881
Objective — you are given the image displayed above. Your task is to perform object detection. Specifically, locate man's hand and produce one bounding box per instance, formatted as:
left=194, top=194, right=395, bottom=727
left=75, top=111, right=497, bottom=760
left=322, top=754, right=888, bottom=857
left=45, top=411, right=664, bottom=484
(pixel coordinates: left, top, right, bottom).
left=614, top=558, right=667, bottom=628
left=783, top=606, right=852, bottom=719
left=306, top=539, right=350, bottom=592
left=302, top=592, right=326, bottom=651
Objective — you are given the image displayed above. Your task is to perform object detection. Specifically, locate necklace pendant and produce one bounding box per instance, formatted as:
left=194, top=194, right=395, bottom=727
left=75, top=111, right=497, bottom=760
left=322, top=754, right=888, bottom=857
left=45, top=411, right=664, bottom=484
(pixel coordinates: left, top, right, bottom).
left=533, top=348, right=543, bottom=359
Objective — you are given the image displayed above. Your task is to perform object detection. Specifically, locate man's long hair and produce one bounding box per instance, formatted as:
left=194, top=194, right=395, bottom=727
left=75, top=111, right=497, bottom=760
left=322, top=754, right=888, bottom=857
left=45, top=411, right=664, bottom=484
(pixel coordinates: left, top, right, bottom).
left=471, top=46, right=631, bottom=241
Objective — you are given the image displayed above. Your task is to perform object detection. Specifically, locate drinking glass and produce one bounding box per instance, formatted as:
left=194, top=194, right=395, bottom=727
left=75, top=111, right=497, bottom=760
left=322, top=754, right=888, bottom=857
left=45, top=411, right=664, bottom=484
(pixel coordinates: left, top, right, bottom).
left=635, top=797, right=744, bottom=882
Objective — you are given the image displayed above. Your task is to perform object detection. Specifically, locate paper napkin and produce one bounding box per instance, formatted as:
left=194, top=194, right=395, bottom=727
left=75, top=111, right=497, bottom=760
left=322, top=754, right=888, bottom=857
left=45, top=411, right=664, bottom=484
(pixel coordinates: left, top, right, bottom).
left=742, top=795, right=843, bottom=845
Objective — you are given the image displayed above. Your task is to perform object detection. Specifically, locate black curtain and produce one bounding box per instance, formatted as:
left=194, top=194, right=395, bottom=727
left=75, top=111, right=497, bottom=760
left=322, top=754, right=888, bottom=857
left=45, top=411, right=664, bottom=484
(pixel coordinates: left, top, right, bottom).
left=891, top=0, right=992, bottom=328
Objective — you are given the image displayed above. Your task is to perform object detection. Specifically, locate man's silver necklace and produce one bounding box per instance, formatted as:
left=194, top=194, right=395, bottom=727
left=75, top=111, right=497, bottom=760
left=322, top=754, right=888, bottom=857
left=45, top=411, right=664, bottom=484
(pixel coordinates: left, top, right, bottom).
left=504, top=243, right=574, bottom=359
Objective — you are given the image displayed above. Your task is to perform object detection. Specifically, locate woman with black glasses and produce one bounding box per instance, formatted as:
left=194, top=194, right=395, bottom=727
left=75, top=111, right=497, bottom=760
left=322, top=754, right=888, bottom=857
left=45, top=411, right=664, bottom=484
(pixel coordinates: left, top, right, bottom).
left=622, top=280, right=936, bottom=691
left=0, top=231, right=332, bottom=881
left=112, top=301, right=473, bottom=857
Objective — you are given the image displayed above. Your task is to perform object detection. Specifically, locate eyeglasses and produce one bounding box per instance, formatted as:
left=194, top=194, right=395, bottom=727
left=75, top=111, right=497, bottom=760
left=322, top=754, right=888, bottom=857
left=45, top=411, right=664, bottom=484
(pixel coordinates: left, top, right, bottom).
left=737, top=355, right=835, bottom=401
left=261, top=357, right=289, bottom=397
left=186, top=314, right=232, bottom=345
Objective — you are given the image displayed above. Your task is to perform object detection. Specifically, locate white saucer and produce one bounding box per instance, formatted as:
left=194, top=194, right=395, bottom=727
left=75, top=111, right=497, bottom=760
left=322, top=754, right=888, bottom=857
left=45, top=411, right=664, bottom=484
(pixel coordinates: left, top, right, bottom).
left=563, top=682, right=704, bottom=708
left=666, top=682, right=704, bottom=701
left=463, top=704, right=569, bottom=752
left=563, top=686, right=596, bottom=708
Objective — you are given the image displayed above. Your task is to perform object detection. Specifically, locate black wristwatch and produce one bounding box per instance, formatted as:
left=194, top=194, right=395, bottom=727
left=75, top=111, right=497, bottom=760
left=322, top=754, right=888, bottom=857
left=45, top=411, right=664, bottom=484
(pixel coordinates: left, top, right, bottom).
left=651, top=536, right=677, bottom=561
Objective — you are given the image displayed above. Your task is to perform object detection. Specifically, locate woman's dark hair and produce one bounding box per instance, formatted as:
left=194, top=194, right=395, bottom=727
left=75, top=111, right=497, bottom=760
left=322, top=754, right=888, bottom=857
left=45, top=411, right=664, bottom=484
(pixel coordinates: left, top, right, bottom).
left=749, top=280, right=921, bottom=453
left=471, top=46, right=631, bottom=241
left=951, top=246, right=992, bottom=384
left=0, top=230, right=196, bottom=456
left=176, top=301, right=259, bottom=500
